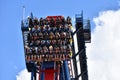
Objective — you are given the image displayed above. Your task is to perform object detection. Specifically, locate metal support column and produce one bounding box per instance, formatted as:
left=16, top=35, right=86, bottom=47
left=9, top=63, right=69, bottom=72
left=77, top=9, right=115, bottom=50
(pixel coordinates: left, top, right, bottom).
left=76, top=13, right=88, bottom=80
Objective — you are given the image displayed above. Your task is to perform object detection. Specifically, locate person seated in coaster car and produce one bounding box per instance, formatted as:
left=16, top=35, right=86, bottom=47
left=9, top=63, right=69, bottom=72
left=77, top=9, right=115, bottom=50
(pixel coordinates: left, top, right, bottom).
left=25, top=45, right=30, bottom=54
left=31, top=26, right=38, bottom=32
left=55, top=32, right=60, bottom=39
left=31, top=46, right=36, bottom=54
left=56, top=39, right=62, bottom=46
left=45, top=18, right=49, bottom=25
left=46, top=25, right=51, bottom=33
left=50, top=39, right=56, bottom=46
left=43, top=46, right=48, bottom=53
left=29, top=40, right=34, bottom=47
left=61, top=31, right=66, bottom=40
left=39, top=17, right=44, bottom=27
left=66, top=16, right=72, bottom=25
left=62, top=40, right=67, bottom=45
left=41, top=25, right=47, bottom=33
left=66, top=45, right=72, bottom=54
left=50, top=18, right=55, bottom=27
left=49, top=31, right=55, bottom=40
left=43, top=32, right=48, bottom=40
left=34, top=39, right=41, bottom=47
left=66, top=31, right=72, bottom=39
left=54, top=46, right=60, bottom=59
left=56, top=46, right=60, bottom=54
left=60, top=46, right=65, bottom=60
left=55, top=17, right=60, bottom=27
left=45, top=40, right=50, bottom=47
left=43, top=18, right=46, bottom=26
left=28, top=18, right=34, bottom=29
left=38, top=31, right=43, bottom=39
left=32, top=32, right=38, bottom=41
left=49, top=45, right=53, bottom=54
left=49, top=45, right=55, bottom=60
left=41, top=40, right=46, bottom=47
left=32, top=18, right=40, bottom=32
left=33, top=55, right=37, bottom=61
left=30, top=55, right=34, bottom=61
left=26, top=55, right=31, bottom=62
left=68, top=24, right=73, bottom=32
left=52, top=26, right=57, bottom=33
left=38, top=47, right=42, bottom=54
left=61, top=17, right=65, bottom=26
left=56, top=17, right=62, bottom=27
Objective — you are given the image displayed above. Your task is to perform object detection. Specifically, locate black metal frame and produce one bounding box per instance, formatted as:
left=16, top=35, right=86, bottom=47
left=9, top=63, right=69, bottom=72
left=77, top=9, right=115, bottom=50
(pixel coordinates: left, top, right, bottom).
left=71, top=12, right=91, bottom=80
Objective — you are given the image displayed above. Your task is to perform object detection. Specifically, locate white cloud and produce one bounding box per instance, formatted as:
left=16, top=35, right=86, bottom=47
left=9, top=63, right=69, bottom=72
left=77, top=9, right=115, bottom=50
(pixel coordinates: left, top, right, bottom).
left=16, top=69, right=31, bottom=80
left=86, top=9, right=120, bottom=80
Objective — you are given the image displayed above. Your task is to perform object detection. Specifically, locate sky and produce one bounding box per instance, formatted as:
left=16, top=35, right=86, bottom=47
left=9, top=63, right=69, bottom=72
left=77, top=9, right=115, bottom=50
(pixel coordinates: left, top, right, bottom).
left=0, top=0, right=120, bottom=80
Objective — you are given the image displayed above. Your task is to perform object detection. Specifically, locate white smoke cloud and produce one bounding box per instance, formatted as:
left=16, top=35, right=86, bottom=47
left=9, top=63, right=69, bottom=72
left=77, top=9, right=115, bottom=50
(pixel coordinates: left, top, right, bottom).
left=86, top=9, right=120, bottom=80
left=16, top=69, right=31, bottom=80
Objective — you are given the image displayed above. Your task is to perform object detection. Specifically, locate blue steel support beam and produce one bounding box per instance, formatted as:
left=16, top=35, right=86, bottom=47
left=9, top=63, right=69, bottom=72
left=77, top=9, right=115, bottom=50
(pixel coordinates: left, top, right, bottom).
left=31, top=71, right=34, bottom=80
left=63, top=60, right=70, bottom=80
left=31, top=69, right=36, bottom=80
left=60, top=64, right=65, bottom=80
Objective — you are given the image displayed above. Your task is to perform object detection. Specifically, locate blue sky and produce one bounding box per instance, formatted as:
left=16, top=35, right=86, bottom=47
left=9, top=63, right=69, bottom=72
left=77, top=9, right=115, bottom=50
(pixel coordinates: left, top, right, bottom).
left=0, top=0, right=120, bottom=80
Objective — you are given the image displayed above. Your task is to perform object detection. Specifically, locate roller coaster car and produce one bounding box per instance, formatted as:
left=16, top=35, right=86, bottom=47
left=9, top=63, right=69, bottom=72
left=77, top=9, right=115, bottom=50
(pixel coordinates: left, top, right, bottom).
left=21, top=15, right=74, bottom=69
